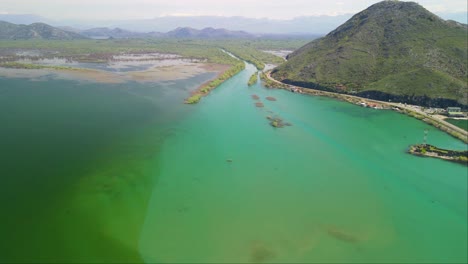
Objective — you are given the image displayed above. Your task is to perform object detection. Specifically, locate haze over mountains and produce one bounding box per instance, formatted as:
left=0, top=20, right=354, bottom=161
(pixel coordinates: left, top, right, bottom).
left=0, top=10, right=466, bottom=35
left=272, top=1, right=468, bottom=107
left=0, top=21, right=85, bottom=40
left=0, top=21, right=275, bottom=40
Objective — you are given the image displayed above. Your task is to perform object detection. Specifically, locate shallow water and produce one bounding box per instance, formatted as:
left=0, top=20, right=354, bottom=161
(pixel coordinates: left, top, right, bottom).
left=0, top=63, right=466, bottom=263
left=0, top=72, right=216, bottom=263
left=139, top=64, right=467, bottom=263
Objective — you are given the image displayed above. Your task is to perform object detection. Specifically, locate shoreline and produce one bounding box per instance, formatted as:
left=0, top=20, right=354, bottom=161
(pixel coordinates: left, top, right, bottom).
left=0, top=61, right=218, bottom=84
left=185, top=64, right=231, bottom=103
left=185, top=62, right=245, bottom=104
left=265, top=71, right=468, bottom=143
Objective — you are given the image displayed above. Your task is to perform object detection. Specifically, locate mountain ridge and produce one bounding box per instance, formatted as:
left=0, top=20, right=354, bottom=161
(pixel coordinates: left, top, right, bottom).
left=272, top=1, right=468, bottom=107
left=0, top=20, right=86, bottom=40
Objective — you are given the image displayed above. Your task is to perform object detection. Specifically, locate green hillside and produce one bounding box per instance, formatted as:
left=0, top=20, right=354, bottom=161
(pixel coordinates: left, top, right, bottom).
left=0, top=21, right=86, bottom=40
left=272, top=1, right=468, bottom=107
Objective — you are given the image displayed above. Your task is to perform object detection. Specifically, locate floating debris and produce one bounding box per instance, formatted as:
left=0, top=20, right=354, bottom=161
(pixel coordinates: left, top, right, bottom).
left=251, top=94, right=260, bottom=100
left=265, top=96, right=277, bottom=101
left=255, top=102, right=264, bottom=107
left=226, top=159, right=233, bottom=163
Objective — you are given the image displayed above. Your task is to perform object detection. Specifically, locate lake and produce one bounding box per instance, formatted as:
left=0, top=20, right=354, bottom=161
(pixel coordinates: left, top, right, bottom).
left=0, top=63, right=466, bottom=263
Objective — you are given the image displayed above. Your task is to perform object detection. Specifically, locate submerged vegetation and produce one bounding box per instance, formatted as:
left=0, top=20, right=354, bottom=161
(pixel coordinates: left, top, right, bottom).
left=266, top=116, right=291, bottom=128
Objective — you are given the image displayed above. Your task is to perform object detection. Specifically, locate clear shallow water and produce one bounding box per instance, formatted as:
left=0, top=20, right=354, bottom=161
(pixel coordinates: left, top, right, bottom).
left=139, top=64, right=467, bottom=263
left=0, top=63, right=466, bottom=263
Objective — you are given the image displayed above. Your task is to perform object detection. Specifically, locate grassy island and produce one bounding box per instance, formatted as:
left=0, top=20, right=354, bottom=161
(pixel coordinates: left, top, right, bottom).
left=185, top=62, right=245, bottom=104
left=408, top=144, right=468, bottom=165
left=248, top=72, right=258, bottom=86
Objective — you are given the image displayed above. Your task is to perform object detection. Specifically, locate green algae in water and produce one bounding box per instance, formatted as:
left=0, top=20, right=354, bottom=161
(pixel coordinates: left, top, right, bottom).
left=0, top=72, right=216, bottom=263
left=1, top=63, right=467, bottom=263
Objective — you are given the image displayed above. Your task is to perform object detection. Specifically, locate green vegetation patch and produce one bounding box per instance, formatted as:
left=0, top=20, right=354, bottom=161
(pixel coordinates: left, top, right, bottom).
left=0, top=61, right=77, bottom=70
left=445, top=118, right=468, bottom=132
left=272, top=1, right=468, bottom=105
left=185, top=62, right=245, bottom=104
left=248, top=72, right=258, bottom=86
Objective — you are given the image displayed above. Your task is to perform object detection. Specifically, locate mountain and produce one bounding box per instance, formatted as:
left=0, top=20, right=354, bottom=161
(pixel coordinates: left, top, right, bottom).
left=0, top=21, right=86, bottom=40
left=165, top=27, right=254, bottom=38
left=272, top=1, right=468, bottom=107
left=80, top=27, right=163, bottom=39
left=0, top=14, right=50, bottom=25
left=78, top=26, right=254, bottom=39
left=111, top=16, right=352, bottom=35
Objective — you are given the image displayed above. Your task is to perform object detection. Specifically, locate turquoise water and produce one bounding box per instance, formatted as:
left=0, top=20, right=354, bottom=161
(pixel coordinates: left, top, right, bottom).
left=140, top=64, right=467, bottom=263
left=0, top=63, right=467, bottom=263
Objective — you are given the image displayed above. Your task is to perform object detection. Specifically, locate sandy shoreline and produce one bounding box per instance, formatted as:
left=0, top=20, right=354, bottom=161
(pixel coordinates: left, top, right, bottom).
left=0, top=62, right=225, bottom=85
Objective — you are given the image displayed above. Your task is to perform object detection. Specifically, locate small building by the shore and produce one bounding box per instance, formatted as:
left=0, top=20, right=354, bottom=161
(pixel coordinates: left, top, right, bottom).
left=447, top=107, right=464, bottom=117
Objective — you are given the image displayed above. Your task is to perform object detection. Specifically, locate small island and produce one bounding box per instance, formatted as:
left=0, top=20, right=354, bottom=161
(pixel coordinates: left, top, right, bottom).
left=248, top=72, right=258, bottom=86
left=408, top=144, right=468, bottom=165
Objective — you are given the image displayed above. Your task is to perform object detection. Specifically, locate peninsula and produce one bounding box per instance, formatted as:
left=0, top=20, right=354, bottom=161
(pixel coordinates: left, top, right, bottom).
left=408, top=144, right=468, bottom=165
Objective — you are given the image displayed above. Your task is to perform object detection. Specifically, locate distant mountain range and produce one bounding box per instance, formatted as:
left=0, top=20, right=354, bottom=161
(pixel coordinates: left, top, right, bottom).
left=1, top=20, right=311, bottom=40
left=0, top=21, right=85, bottom=40
left=0, top=11, right=466, bottom=35
left=79, top=27, right=163, bottom=39
left=79, top=26, right=255, bottom=39
left=0, top=14, right=352, bottom=34
left=272, top=1, right=468, bottom=107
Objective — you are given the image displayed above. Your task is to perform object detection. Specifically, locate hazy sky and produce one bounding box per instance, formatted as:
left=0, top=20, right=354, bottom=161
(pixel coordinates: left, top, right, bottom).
left=1, top=0, right=466, bottom=20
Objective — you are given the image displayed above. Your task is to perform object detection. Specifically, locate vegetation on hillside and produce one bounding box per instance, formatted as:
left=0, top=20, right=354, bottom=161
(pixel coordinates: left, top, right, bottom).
left=272, top=1, right=468, bottom=107
left=0, top=21, right=86, bottom=40
left=260, top=72, right=287, bottom=88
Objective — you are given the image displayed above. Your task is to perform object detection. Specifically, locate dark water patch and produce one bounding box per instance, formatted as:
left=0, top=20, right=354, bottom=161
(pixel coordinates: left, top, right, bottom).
left=0, top=71, right=216, bottom=262
left=250, top=241, right=276, bottom=263
left=327, top=227, right=359, bottom=244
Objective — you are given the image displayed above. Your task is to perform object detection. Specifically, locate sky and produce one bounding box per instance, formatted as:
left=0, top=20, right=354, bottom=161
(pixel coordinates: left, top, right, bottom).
left=0, top=0, right=466, bottom=20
